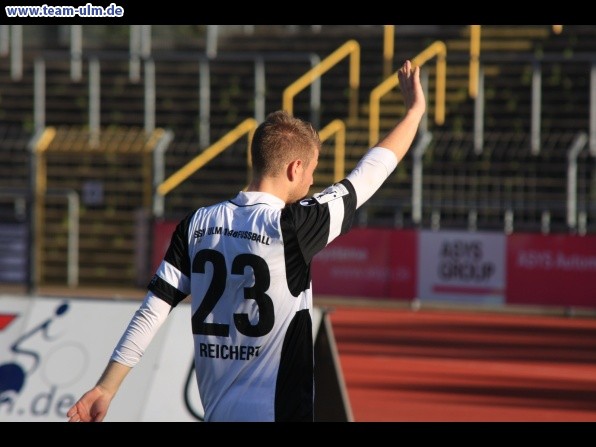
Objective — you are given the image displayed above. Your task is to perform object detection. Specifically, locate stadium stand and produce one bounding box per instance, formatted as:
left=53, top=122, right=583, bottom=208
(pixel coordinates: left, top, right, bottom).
left=1, top=24, right=594, bottom=287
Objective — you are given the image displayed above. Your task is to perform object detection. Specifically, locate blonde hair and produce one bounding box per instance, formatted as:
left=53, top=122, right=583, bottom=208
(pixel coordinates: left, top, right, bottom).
left=250, top=110, right=321, bottom=178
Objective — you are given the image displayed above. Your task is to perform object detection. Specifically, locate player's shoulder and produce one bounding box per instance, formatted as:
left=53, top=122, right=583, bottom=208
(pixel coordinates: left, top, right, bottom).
left=298, top=182, right=352, bottom=208
left=283, top=181, right=353, bottom=226
left=174, top=204, right=217, bottom=231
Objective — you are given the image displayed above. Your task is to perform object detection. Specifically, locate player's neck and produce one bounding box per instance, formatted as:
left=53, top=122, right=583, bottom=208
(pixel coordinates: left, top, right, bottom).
left=246, top=176, right=291, bottom=204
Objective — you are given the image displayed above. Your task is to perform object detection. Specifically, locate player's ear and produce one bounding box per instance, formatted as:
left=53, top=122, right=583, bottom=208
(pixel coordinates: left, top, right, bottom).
left=286, top=159, right=303, bottom=181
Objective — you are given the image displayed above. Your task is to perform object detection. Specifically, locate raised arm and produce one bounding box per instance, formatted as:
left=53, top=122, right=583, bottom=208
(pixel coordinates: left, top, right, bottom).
left=376, top=59, right=426, bottom=162
left=345, top=60, right=426, bottom=209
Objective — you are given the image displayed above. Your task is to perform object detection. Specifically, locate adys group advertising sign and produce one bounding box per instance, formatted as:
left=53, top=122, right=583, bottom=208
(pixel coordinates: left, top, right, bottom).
left=417, top=230, right=506, bottom=305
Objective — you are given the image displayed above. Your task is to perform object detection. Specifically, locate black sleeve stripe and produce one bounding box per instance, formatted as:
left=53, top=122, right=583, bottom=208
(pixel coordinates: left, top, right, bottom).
left=339, top=178, right=357, bottom=235
left=148, top=274, right=188, bottom=307
left=163, top=211, right=194, bottom=278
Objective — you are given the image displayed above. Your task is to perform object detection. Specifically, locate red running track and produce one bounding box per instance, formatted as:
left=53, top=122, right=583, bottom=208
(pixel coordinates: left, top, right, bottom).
left=329, top=305, right=596, bottom=422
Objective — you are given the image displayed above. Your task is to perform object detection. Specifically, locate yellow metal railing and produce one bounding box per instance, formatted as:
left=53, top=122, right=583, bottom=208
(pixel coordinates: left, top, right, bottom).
left=157, top=118, right=258, bottom=197
left=318, top=119, right=346, bottom=182
left=383, top=25, right=395, bottom=78
left=369, top=40, right=446, bottom=147
left=283, top=40, right=360, bottom=121
left=469, top=25, right=481, bottom=98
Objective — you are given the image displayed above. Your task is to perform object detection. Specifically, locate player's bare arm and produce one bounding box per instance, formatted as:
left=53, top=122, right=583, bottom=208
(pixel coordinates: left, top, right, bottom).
left=67, top=360, right=131, bottom=422
left=67, top=292, right=170, bottom=422
left=343, top=59, right=427, bottom=209
left=376, top=60, right=426, bottom=163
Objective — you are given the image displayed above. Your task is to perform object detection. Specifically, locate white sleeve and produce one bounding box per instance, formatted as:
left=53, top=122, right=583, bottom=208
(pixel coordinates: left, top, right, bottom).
left=110, top=292, right=172, bottom=367
left=345, top=146, right=398, bottom=209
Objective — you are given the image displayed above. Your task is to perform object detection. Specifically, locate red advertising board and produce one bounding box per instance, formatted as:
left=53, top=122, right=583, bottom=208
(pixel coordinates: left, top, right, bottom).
left=388, top=229, right=418, bottom=299
left=151, top=219, right=178, bottom=275
left=311, top=228, right=417, bottom=300
left=507, top=233, right=596, bottom=308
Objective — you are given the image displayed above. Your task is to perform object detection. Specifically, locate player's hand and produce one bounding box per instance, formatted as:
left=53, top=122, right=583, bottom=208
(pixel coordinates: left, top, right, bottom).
left=67, top=386, right=113, bottom=422
left=398, top=60, right=426, bottom=117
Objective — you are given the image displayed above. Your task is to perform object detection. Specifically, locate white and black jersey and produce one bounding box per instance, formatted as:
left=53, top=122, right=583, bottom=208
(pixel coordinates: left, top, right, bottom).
left=110, top=146, right=399, bottom=422
left=149, top=179, right=356, bottom=422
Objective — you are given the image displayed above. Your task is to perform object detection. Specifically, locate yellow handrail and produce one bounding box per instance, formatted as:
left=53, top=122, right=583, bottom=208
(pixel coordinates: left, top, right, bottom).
left=469, top=25, right=481, bottom=98
left=383, top=25, right=395, bottom=78
left=283, top=40, right=360, bottom=120
left=369, top=40, right=446, bottom=147
left=318, top=119, right=346, bottom=182
left=157, top=118, right=258, bottom=197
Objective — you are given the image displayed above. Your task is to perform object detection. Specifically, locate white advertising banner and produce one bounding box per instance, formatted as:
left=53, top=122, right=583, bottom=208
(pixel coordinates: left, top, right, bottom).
left=417, top=230, right=506, bottom=305
left=0, top=296, right=164, bottom=421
